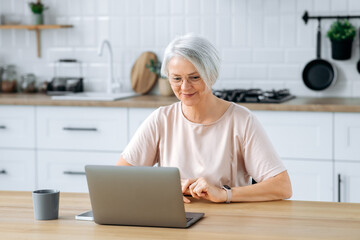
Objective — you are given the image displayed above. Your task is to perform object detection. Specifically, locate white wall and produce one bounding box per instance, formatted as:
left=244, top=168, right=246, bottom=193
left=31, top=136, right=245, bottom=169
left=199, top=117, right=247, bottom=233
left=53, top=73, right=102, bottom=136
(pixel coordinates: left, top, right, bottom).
left=0, top=0, right=360, bottom=97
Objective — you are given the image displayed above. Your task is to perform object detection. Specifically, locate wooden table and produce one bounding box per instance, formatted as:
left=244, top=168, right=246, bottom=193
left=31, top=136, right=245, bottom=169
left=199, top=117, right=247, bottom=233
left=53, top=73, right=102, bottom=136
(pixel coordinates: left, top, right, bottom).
left=1, top=191, right=360, bottom=239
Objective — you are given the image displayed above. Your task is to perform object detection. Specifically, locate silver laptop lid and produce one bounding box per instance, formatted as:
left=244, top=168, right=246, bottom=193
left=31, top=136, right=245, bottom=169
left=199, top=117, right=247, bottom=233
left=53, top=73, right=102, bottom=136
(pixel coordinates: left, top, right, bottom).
left=85, top=165, right=188, bottom=228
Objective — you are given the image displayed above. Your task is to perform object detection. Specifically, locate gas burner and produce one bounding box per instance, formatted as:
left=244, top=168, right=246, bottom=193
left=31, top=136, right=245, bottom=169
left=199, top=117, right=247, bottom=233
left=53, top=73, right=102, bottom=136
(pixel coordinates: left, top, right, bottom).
left=213, top=88, right=295, bottom=103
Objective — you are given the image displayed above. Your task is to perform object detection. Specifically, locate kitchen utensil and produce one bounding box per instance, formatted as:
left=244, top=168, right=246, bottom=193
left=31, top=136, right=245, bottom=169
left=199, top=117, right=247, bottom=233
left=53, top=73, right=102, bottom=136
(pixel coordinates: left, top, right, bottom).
left=131, top=52, right=158, bottom=94
left=302, top=20, right=337, bottom=91
left=357, top=28, right=360, bottom=74
left=47, top=59, right=83, bottom=95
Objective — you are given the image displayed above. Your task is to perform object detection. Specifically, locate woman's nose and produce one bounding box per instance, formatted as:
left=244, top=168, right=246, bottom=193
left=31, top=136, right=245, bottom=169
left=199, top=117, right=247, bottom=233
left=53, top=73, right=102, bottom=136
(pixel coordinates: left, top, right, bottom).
left=180, top=78, right=192, bottom=90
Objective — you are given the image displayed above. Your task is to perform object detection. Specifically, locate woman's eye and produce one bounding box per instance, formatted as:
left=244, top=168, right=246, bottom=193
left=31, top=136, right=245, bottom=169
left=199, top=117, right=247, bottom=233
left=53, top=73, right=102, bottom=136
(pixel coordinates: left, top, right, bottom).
left=189, top=76, right=200, bottom=80
left=172, top=77, right=181, bottom=81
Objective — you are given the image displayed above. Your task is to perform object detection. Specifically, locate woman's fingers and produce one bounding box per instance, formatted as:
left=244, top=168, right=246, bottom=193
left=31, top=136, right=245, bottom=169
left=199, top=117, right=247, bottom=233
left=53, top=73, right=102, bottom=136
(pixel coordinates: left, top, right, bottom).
left=181, top=178, right=196, bottom=193
left=183, top=196, right=191, bottom=203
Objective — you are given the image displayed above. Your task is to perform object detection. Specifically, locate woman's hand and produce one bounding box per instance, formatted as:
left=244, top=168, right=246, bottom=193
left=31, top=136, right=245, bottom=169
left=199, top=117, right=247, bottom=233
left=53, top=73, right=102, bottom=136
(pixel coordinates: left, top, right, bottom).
left=181, top=177, right=227, bottom=203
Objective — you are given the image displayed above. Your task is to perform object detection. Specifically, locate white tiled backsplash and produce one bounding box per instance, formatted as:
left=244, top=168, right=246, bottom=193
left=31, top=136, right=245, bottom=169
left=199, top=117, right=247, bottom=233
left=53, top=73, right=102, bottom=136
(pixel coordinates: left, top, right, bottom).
left=0, top=0, right=360, bottom=97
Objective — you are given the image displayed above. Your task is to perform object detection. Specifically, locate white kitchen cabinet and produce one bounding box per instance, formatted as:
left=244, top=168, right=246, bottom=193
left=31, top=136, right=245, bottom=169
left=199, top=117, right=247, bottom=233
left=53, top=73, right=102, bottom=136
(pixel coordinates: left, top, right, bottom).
left=0, top=105, right=35, bottom=149
left=334, top=113, right=360, bottom=161
left=36, top=106, right=128, bottom=151
left=282, top=159, right=333, bottom=202
left=0, top=149, right=36, bottom=191
left=254, top=111, right=333, bottom=160
left=128, top=108, right=156, bottom=139
left=335, top=161, right=360, bottom=203
left=37, top=150, right=120, bottom=192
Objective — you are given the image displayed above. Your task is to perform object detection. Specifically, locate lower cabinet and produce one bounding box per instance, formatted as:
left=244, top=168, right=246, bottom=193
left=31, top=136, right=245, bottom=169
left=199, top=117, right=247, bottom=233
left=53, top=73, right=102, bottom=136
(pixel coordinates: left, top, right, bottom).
left=335, top=161, right=360, bottom=203
left=282, top=159, right=333, bottom=202
left=37, top=150, right=121, bottom=193
left=0, top=149, right=36, bottom=191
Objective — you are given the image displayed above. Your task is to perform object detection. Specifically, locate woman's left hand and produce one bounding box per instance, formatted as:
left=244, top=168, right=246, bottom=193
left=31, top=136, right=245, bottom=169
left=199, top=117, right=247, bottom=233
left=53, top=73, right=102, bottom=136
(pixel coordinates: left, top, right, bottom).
left=182, top=177, right=227, bottom=203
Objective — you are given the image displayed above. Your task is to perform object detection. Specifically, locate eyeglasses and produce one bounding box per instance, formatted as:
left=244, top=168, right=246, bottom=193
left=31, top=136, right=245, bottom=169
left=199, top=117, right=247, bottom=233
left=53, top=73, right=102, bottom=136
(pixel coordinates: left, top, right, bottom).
left=169, top=75, right=202, bottom=87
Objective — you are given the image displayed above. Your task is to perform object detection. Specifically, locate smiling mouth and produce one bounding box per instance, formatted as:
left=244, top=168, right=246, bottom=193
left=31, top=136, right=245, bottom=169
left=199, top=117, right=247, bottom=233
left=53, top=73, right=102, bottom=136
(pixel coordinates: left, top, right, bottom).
left=182, top=93, right=196, bottom=97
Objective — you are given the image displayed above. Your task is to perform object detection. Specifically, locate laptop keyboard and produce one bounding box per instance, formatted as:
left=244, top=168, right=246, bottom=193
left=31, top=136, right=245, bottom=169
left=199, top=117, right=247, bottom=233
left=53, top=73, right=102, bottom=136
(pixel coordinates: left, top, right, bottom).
left=186, top=217, right=193, bottom=222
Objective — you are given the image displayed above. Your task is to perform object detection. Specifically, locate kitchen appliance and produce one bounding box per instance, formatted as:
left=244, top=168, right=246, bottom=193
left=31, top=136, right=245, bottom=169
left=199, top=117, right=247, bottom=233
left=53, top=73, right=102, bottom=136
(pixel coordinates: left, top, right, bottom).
left=302, top=20, right=337, bottom=91
left=213, top=88, right=295, bottom=103
left=47, top=59, right=83, bottom=95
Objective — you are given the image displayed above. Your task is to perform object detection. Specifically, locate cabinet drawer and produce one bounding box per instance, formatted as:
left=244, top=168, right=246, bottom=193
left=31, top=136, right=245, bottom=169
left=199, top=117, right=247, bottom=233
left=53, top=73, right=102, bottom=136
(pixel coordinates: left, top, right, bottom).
left=37, top=150, right=120, bottom=193
left=128, top=108, right=156, bottom=139
left=0, top=149, right=36, bottom=191
left=0, top=105, right=35, bottom=148
left=334, top=113, right=360, bottom=161
left=36, top=106, right=128, bottom=151
left=254, top=111, right=333, bottom=160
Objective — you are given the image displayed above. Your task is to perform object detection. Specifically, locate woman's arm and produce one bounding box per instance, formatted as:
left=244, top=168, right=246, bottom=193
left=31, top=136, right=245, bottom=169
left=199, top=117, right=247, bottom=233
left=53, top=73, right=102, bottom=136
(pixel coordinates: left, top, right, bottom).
left=231, top=170, right=292, bottom=202
left=182, top=170, right=292, bottom=203
left=116, top=157, right=133, bottom=166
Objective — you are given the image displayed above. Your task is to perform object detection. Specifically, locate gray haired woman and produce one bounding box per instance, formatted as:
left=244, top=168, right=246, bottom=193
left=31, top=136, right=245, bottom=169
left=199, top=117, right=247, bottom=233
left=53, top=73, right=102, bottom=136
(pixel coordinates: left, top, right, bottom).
left=117, top=34, right=292, bottom=203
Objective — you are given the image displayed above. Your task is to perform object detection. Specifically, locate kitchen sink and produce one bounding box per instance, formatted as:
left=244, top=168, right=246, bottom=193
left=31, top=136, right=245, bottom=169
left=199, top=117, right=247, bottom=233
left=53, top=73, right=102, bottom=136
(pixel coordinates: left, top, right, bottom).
left=51, top=92, right=140, bottom=101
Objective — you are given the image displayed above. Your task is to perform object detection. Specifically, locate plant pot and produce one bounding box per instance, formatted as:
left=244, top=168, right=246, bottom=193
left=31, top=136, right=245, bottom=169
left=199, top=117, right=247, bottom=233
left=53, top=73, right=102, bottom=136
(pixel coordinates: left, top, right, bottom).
left=31, top=13, right=44, bottom=25
left=158, top=77, right=174, bottom=96
left=331, top=39, right=353, bottom=60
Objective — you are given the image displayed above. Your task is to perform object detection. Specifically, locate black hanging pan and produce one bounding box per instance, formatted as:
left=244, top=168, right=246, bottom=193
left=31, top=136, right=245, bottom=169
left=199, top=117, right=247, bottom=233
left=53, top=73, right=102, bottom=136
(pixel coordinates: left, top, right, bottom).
left=302, top=20, right=337, bottom=91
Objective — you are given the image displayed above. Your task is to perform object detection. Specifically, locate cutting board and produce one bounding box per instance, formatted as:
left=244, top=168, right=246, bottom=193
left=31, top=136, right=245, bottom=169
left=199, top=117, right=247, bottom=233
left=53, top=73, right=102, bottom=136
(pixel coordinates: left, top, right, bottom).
left=131, top=52, right=158, bottom=94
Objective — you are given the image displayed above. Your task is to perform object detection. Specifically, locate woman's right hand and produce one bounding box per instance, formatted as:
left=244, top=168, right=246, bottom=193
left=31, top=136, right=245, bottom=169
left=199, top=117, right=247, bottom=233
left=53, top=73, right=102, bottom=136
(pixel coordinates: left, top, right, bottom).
left=181, top=178, right=196, bottom=203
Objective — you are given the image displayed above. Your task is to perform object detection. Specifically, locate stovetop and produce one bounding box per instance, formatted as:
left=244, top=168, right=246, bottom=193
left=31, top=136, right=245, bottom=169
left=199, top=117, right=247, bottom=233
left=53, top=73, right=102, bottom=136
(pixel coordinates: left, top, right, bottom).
left=213, top=89, right=296, bottom=103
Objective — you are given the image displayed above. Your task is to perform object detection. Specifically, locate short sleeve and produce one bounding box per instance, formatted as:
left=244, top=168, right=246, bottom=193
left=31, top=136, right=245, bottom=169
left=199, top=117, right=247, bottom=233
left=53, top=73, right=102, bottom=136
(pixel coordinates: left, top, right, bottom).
left=242, top=113, right=286, bottom=183
left=121, top=109, right=160, bottom=166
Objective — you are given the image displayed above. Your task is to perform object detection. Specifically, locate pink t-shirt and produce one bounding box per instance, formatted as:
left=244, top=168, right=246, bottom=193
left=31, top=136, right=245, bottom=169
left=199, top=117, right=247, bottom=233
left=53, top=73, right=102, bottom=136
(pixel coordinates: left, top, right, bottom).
left=121, top=102, right=286, bottom=187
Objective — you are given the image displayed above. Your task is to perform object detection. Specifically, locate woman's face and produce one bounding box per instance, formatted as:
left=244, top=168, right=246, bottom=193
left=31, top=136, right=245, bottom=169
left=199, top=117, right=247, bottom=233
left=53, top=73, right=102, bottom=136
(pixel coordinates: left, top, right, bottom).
left=167, top=56, right=212, bottom=107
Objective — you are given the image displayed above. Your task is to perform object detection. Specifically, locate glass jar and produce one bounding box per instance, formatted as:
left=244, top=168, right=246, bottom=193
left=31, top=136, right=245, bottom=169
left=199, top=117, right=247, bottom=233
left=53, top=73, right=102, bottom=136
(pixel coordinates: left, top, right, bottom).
left=1, top=65, right=18, bottom=93
left=20, top=73, right=36, bottom=93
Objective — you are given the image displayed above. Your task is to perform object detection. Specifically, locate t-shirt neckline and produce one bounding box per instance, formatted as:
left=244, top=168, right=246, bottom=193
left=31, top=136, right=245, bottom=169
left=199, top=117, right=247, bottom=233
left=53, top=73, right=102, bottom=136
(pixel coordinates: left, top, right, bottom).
left=179, top=102, right=234, bottom=126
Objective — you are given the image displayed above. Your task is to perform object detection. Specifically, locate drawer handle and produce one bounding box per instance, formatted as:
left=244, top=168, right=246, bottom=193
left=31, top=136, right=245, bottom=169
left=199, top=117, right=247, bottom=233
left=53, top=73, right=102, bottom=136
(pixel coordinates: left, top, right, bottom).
left=63, top=171, right=86, bottom=175
left=63, top=127, right=98, bottom=132
left=0, top=169, right=7, bottom=174
left=338, top=174, right=342, bottom=202
left=0, top=125, right=6, bottom=129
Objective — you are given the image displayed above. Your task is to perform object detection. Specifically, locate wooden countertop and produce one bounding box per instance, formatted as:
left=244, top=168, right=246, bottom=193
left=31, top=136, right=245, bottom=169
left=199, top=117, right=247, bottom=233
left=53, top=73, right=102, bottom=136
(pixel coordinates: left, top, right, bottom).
left=1, top=93, right=360, bottom=112
left=1, top=191, right=360, bottom=240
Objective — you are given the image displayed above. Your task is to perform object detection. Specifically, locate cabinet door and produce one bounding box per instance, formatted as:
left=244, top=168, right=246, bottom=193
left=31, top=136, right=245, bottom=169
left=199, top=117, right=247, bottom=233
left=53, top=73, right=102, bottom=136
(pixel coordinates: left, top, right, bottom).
left=0, top=149, right=36, bottom=191
left=36, top=106, right=128, bottom=151
left=128, top=108, right=156, bottom=139
left=37, top=150, right=120, bottom=193
left=334, top=113, right=360, bottom=161
left=335, top=161, right=360, bottom=203
left=254, top=111, right=333, bottom=160
left=282, top=159, right=333, bottom=201
left=0, top=105, right=35, bottom=148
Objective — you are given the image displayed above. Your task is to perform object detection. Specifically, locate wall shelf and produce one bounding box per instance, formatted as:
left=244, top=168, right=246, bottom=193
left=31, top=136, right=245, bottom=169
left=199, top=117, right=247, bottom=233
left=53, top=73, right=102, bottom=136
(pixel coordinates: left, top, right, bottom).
left=0, top=25, right=73, bottom=58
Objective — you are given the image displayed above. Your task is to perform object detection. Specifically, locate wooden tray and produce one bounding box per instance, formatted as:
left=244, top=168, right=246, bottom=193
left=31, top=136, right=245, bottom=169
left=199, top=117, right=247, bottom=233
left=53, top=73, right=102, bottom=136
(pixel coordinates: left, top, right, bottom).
left=131, top=52, right=158, bottom=94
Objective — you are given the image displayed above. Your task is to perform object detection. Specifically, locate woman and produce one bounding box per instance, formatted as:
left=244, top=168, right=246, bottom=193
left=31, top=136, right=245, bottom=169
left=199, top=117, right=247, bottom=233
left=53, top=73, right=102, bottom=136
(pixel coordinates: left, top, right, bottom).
left=117, top=34, right=292, bottom=203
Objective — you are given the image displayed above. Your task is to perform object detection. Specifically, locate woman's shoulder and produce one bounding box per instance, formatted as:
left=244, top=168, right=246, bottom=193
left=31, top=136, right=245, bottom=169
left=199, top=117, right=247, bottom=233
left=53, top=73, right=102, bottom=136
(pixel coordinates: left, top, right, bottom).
left=151, top=101, right=181, bottom=123
left=229, top=102, right=254, bottom=119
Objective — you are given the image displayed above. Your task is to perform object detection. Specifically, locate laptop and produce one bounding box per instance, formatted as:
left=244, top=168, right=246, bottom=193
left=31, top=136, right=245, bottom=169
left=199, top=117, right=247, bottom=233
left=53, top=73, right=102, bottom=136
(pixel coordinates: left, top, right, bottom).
left=81, top=165, right=204, bottom=228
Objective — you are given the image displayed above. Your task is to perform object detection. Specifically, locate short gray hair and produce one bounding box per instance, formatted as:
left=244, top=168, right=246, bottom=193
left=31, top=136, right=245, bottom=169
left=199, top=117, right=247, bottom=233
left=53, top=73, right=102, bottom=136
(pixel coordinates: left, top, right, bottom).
left=161, top=34, right=220, bottom=89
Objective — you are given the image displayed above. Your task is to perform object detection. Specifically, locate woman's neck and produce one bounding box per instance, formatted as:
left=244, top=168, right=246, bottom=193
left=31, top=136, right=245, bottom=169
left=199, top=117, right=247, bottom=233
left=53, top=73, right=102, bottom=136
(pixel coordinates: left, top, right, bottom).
left=181, top=94, right=230, bottom=124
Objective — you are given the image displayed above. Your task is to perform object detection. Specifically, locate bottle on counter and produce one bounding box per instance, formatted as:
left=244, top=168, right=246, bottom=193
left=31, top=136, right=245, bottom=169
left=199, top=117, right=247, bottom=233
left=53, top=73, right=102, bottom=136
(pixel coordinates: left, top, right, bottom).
left=1, top=64, right=18, bottom=93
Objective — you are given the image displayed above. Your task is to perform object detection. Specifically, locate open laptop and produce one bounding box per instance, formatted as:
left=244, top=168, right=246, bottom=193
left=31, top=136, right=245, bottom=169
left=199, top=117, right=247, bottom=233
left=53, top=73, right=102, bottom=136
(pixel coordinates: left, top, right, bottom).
left=82, top=165, right=204, bottom=228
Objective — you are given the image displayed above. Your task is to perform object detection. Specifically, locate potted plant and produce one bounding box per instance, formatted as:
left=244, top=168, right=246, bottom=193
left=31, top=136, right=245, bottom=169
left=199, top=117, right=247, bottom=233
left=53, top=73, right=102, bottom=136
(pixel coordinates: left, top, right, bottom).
left=327, top=20, right=356, bottom=60
left=29, top=1, right=49, bottom=25
left=146, top=58, right=174, bottom=96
